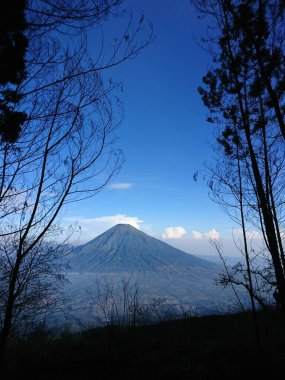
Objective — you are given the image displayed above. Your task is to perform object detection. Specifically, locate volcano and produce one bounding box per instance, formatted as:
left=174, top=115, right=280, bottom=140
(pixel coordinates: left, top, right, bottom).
left=63, top=224, right=242, bottom=320
left=68, top=223, right=217, bottom=273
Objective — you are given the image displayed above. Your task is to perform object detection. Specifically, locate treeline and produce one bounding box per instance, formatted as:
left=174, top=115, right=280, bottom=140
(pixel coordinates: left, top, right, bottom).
left=3, top=310, right=285, bottom=379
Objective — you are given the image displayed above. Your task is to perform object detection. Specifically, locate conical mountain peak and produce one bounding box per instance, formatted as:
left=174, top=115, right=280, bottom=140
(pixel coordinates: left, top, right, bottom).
left=68, top=224, right=216, bottom=273
left=65, top=226, right=236, bottom=318
left=113, top=223, right=137, bottom=228
left=108, top=223, right=140, bottom=233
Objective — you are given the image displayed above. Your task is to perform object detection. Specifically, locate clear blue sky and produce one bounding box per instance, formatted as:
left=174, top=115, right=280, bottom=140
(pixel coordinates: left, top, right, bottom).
left=64, top=0, right=241, bottom=256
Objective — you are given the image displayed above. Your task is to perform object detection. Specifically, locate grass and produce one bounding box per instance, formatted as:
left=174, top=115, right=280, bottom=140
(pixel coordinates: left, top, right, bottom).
left=3, top=309, right=285, bottom=379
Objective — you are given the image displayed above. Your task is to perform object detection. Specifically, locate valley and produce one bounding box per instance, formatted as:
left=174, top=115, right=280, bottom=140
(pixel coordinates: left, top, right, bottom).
left=57, top=224, right=247, bottom=328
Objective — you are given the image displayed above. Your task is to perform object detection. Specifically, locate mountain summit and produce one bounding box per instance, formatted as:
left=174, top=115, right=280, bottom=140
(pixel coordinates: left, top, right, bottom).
left=68, top=223, right=215, bottom=273
left=65, top=224, right=241, bottom=318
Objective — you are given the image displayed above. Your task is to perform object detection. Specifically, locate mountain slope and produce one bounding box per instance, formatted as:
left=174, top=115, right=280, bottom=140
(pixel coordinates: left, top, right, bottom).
left=62, top=224, right=245, bottom=324
left=68, top=224, right=216, bottom=273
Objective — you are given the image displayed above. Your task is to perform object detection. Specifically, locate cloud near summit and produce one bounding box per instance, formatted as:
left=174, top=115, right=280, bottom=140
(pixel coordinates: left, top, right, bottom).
left=64, top=214, right=144, bottom=242
left=161, top=226, right=220, bottom=241
left=192, top=230, right=203, bottom=240
left=162, top=226, right=187, bottom=239
left=191, top=228, right=220, bottom=240
left=94, top=214, right=142, bottom=228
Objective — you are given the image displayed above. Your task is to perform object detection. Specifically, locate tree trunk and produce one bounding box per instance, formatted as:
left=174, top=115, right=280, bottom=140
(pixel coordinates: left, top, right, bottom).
left=0, top=256, right=21, bottom=363
left=243, top=123, right=285, bottom=310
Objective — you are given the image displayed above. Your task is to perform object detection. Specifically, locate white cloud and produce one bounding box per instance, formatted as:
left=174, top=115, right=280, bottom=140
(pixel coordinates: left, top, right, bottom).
left=232, top=228, right=262, bottom=240
left=192, top=230, right=203, bottom=240
left=162, top=227, right=219, bottom=241
left=65, top=214, right=143, bottom=229
left=93, top=214, right=143, bottom=229
left=162, top=226, right=186, bottom=239
left=109, top=182, right=133, bottom=190
left=64, top=214, right=144, bottom=242
left=204, top=228, right=220, bottom=240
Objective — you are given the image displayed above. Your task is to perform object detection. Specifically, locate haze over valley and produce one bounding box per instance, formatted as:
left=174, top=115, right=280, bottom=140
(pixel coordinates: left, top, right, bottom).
left=56, top=224, right=247, bottom=328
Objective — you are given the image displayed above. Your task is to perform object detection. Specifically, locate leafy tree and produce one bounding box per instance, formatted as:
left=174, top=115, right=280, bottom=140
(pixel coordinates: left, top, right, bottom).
left=0, top=0, right=28, bottom=143
left=192, top=0, right=285, bottom=311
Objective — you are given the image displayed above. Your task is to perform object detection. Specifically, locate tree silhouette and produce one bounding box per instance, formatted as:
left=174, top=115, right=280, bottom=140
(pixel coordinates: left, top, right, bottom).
left=0, top=0, right=28, bottom=143
left=192, top=0, right=285, bottom=311
left=0, top=0, right=153, bottom=362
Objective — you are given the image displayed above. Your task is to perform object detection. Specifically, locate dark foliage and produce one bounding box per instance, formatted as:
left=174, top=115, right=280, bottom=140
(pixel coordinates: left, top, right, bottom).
left=195, top=0, right=285, bottom=312
left=0, top=0, right=28, bottom=143
left=2, top=310, right=285, bottom=379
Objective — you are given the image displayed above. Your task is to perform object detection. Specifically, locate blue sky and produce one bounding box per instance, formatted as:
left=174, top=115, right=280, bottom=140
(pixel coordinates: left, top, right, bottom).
left=63, top=0, right=242, bottom=256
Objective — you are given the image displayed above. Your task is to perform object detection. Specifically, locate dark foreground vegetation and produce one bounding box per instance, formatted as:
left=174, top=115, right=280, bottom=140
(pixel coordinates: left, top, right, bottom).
left=3, top=310, right=285, bottom=380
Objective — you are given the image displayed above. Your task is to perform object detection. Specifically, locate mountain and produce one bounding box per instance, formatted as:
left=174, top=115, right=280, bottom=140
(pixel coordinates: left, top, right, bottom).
left=67, top=224, right=217, bottom=273
left=60, top=224, right=246, bottom=327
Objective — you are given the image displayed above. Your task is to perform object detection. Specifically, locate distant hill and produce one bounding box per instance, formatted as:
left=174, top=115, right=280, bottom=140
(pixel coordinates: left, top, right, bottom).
left=196, top=254, right=242, bottom=266
left=60, top=224, right=247, bottom=327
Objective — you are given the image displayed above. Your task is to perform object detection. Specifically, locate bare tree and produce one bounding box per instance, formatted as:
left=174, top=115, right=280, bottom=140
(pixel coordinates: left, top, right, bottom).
left=88, top=277, right=141, bottom=327
left=88, top=277, right=195, bottom=329
left=209, top=239, right=245, bottom=312
left=0, top=0, right=153, bottom=361
left=191, top=0, right=285, bottom=312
